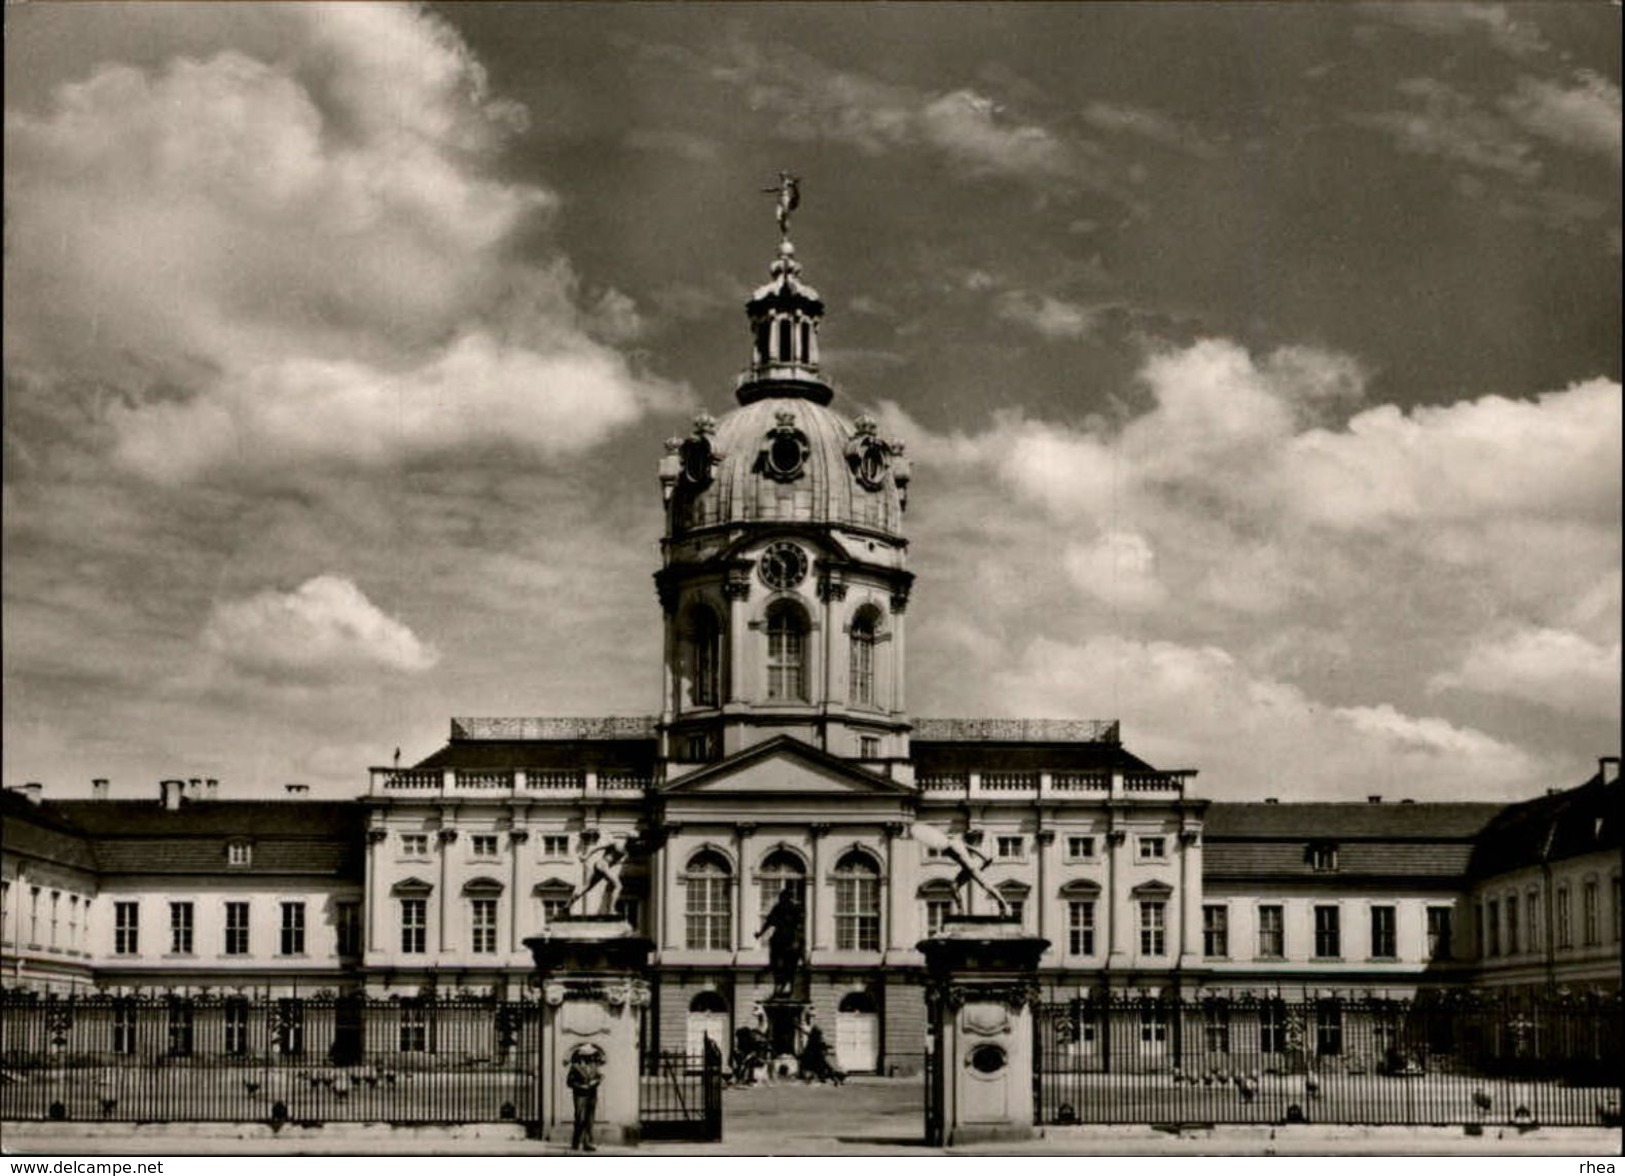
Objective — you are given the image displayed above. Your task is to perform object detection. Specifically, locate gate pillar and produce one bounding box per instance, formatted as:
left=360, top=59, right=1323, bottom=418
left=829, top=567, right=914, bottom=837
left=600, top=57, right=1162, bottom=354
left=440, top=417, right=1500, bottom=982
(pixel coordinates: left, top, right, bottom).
left=919, top=916, right=1049, bottom=1146
left=525, top=915, right=653, bottom=1146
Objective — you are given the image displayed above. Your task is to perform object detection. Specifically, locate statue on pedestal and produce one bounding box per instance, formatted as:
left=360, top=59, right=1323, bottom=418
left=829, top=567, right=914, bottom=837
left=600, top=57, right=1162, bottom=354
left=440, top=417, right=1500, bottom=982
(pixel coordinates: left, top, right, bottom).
left=913, top=824, right=1009, bottom=916
left=569, top=833, right=631, bottom=917
left=756, top=884, right=806, bottom=998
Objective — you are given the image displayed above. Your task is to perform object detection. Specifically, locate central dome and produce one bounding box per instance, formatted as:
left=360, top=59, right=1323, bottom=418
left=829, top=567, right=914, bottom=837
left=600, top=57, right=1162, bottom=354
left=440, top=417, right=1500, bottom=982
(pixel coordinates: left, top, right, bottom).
left=674, top=397, right=906, bottom=537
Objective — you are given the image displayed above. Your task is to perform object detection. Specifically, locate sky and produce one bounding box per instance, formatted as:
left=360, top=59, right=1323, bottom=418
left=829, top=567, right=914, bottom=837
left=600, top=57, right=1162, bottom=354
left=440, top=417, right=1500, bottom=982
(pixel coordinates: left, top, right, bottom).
left=3, top=2, right=1619, bottom=803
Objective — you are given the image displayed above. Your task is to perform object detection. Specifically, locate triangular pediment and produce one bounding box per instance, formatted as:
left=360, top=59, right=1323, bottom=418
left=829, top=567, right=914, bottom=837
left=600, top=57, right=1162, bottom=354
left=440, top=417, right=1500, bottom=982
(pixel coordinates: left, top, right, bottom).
left=659, top=735, right=913, bottom=797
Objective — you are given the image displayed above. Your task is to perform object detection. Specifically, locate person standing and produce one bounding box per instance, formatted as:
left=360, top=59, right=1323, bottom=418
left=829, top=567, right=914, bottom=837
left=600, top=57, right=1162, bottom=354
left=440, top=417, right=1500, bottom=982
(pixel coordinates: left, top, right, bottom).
left=566, top=1042, right=605, bottom=1152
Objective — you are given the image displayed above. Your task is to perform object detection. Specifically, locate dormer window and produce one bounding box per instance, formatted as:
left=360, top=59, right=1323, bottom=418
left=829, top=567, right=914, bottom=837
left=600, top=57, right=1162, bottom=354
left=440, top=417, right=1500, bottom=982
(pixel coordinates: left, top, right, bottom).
left=227, top=841, right=252, bottom=867
left=1308, top=843, right=1339, bottom=872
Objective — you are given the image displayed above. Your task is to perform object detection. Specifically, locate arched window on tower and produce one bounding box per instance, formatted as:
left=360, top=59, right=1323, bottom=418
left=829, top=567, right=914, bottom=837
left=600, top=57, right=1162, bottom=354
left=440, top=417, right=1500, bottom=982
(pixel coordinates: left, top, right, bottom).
left=766, top=602, right=808, bottom=702
left=778, top=318, right=793, bottom=362
left=833, top=850, right=882, bottom=951
left=756, top=320, right=771, bottom=365
left=849, top=607, right=881, bottom=709
left=757, top=848, right=807, bottom=918
left=800, top=321, right=812, bottom=363
left=684, top=850, right=734, bottom=951
left=684, top=605, right=722, bottom=709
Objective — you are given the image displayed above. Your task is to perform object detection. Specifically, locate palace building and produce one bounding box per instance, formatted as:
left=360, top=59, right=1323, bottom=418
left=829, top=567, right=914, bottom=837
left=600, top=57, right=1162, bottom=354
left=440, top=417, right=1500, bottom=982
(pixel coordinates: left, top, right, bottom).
left=4, top=224, right=1620, bottom=1077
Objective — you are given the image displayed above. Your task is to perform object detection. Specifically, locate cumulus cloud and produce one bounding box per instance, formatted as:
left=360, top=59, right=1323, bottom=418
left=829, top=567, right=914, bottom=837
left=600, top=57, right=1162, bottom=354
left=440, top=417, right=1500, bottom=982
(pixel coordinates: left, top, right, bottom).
left=3, top=3, right=673, bottom=483
left=1080, top=101, right=1221, bottom=159
left=991, top=636, right=1549, bottom=799
left=1063, top=532, right=1168, bottom=611
left=1430, top=627, right=1622, bottom=720
left=994, top=290, right=1099, bottom=340
left=1503, top=71, right=1622, bottom=167
left=203, top=575, right=438, bottom=682
left=1351, top=77, right=1541, bottom=182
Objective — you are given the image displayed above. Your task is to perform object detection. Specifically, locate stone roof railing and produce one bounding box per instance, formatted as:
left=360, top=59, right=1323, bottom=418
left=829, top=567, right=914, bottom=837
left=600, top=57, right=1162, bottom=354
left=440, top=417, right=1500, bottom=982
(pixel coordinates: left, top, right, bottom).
left=450, top=717, right=659, bottom=741
left=910, top=718, right=1120, bottom=744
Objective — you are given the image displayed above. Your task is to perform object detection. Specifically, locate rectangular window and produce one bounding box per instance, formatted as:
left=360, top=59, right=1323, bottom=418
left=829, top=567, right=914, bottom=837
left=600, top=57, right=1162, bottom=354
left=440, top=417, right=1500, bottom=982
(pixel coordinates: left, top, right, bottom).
left=1313, top=905, right=1341, bottom=959
left=1487, top=899, right=1501, bottom=956
left=112, top=1002, right=137, bottom=1055
left=399, top=1005, right=427, bottom=1052
left=1260, top=1002, right=1287, bottom=1055
left=224, top=902, right=250, bottom=956
left=685, top=875, right=732, bottom=951
left=227, top=841, right=252, bottom=867
left=1066, top=835, right=1096, bottom=860
left=1202, top=905, right=1229, bottom=958
left=1583, top=880, right=1600, bottom=945
left=925, top=898, right=953, bottom=936
left=470, top=834, right=499, bottom=858
left=1526, top=889, right=1541, bottom=953
left=1505, top=895, right=1519, bottom=955
left=1139, top=1004, right=1168, bottom=1045
left=401, top=898, right=427, bottom=954
left=1203, top=1005, right=1231, bottom=1054
left=858, top=735, right=880, bottom=759
left=1138, top=836, right=1166, bottom=860
left=471, top=898, right=498, bottom=954
left=169, top=902, right=195, bottom=954
left=67, top=896, right=78, bottom=951
left=1004, top=895, right=1026, bottom=928
left=540, top=890, right=572, bottom=925
left=1315, top=1002, right=1343, bottom=1057
left=995, top=835, right=1024, bottom=860
left=1067, top=900, right=1096, bottom=956
left=275, top=999, right=304, bottom=1057
left=1427, top=906, right=1453, bottom=961
left=1556, top=885, right=1572, bottom=948
left=224, top=998, right=249, bottom=1056
left=401, top=833, right=429, bottom=857
left=1139, top=900, right=1166, bottom=956
left=1309, top=844, right=1339, bottom=872
left=167, top=1000, right=194, bottom=1057
left=279, top=902, right=306, bottom=955
left=1370, top=905, right=1397, bottom=959
left=541, top=834, right=570, bottom=858
left=1257, top=905, right=1284, bottom=959
left=835, top=874, right=881, bottom=952
left=1613, top=875, right=1621, bottom=943
left=336, top=901, right=362, bottom=956
left=49, top=892, right=60, bottom=948
left=115, top=902, right=139, bottom=956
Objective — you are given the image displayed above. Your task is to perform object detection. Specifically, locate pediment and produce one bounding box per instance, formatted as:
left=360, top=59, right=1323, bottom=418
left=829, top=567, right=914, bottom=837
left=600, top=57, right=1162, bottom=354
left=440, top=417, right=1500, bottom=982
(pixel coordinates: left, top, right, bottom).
left=659, top=735, right=912, bottom=797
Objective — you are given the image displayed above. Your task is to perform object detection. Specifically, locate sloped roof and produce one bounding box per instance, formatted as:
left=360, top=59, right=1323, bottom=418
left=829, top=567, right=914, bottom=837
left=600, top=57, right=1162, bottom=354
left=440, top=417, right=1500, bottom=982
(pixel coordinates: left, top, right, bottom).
left=911, top=740, right=1154, bottom=774
left=1469, top=770, right=1620, bottom=878
left=1, top=792, right=99, bottom=873
left=48, top=800, right=365, bottom=879
left=414, top=738, right=658, bottom=773
left=1202, top=802, right=1502, bottom=840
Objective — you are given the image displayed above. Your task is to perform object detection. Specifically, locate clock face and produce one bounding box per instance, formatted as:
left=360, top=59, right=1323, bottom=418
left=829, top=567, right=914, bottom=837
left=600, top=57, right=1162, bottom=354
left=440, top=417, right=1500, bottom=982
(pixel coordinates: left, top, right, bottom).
left=759, top=541, right=809, bottom=590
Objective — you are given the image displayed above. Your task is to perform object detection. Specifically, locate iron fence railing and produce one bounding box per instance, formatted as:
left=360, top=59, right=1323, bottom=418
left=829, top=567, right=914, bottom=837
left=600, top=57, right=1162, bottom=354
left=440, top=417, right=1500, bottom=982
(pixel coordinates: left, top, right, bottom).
left=0, top=991, right=542, bottom=1124
left=1032, top=993, right=1622, bottom=1127
left=639, top=1045, right=722, bottom=1141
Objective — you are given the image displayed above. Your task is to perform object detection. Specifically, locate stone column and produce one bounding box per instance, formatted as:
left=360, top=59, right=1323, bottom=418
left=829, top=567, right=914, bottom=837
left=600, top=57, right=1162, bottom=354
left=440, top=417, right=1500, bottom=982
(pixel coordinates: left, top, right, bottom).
left=437, top=827, right=458, bottom=956
left=919, top=918, right=1048, bottom=1146
left=526, top=917, right=654, bottom=1146
left=364, top=828, right=387, bottom=955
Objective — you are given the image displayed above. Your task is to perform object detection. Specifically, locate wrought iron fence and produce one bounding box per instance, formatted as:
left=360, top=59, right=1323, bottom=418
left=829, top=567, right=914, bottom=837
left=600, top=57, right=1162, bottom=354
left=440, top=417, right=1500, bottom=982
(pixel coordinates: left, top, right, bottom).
left=0, top=991, right=542, bottom=1124
left=1032, top=993, right=1622, bottom=1127
left=638, top=1044, right=722, bottom=1141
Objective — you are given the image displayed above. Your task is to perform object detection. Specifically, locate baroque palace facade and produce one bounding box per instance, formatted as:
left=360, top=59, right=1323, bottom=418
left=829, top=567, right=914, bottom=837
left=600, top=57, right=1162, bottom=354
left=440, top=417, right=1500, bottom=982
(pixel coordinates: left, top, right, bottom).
left=4, top=229, right=1620, bottom=1075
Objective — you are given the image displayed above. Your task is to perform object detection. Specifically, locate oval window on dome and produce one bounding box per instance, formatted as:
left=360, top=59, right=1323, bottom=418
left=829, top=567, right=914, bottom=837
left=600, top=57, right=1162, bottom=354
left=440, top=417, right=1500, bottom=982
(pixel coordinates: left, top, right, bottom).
left=761, top=430, right=809, bottom=482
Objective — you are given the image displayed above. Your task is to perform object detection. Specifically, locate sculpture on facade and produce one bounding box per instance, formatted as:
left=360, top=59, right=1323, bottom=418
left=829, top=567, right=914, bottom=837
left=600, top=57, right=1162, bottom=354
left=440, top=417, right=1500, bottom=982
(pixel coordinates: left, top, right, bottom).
left=569, top=833, right=631, bottom=917
left=913, top=824, right=1010, bottom=917
left=762, top=171, right=801, bottom=240
left=756, top=884, right=806, bottom=997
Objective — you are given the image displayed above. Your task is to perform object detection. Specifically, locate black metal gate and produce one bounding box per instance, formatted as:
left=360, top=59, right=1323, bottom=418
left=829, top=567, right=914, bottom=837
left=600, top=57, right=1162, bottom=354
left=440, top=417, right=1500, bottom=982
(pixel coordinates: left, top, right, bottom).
left=1032, top=992, right=1622, bottom=1128
left=638, top=1040, right=722, bottom=1141
left=0, top=990, right=543, bottom=1124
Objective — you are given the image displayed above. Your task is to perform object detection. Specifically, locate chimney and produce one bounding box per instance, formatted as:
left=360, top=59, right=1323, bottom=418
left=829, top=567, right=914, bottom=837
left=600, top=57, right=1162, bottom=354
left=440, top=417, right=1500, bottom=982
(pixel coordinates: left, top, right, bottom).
left=205, top=778, right=219, bottom=800
left=285, top=783, right=310, bottom=797
left=187, top=777, right=203, bottom=800
left=1400, top=798, right=1415, bottom=805
left=1367, top=795, right=1382, bottom=804
left=1600, top=757, right=1620, bottom=785
left=19, top=782, right=44, bottom=805
left=91, top=778, right=110, bottom=800
left=160, top=779, right=185, bottom=810
left=1264, top=797, right=1279, bottom=805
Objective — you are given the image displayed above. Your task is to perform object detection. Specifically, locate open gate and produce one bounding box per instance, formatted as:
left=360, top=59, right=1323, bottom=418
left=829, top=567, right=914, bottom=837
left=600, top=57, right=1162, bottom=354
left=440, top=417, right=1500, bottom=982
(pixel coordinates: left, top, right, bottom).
left=639, top=1037, right=722, bottom=1141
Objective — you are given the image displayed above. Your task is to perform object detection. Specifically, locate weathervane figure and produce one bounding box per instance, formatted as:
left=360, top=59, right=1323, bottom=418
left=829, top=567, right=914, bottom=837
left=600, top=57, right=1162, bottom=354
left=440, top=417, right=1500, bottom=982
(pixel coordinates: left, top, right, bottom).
left=763, top=171, right=801, bottom=240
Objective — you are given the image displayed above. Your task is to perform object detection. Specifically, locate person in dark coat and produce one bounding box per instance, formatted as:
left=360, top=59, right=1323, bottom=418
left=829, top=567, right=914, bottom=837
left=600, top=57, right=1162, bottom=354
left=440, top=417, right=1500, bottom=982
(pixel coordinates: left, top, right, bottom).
left=566, top=1042, right=605, bottom=1151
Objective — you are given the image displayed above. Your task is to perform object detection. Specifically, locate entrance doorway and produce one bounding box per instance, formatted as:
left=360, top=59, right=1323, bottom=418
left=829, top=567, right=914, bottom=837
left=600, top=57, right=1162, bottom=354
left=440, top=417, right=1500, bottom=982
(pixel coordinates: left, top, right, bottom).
left=835, top=991, right=879, bottom=1073
left=686, top=990, right=729, bottom=1062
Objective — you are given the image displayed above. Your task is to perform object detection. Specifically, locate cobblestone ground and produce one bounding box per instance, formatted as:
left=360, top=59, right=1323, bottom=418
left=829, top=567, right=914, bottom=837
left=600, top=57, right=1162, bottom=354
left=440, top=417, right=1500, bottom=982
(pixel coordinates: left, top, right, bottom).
left=641, top=1075, right=927, bottom=1155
